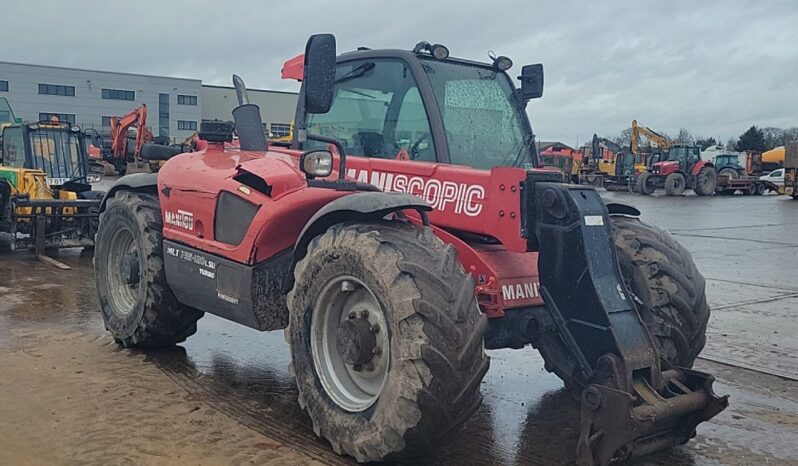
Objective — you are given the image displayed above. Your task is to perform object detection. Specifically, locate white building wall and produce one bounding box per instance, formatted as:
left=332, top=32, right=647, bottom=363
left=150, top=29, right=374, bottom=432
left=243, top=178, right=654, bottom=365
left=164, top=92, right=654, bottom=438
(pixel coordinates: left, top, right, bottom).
left=201, top=85, right=298, bottom=134
left=0, top=62, right=202, bottom=142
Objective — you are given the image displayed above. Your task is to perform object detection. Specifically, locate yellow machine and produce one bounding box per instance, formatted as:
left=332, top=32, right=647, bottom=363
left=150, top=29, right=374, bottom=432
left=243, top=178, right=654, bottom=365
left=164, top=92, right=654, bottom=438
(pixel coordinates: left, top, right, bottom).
left=631, top=119, right=670, bottom=172
left=0, top=109, right=101, bottom=259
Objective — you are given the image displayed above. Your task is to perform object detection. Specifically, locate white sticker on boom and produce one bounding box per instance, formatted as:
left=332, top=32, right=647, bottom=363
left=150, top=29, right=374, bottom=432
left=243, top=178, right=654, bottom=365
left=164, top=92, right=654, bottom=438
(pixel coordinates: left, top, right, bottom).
left=584, top=215, right=604, bottom=226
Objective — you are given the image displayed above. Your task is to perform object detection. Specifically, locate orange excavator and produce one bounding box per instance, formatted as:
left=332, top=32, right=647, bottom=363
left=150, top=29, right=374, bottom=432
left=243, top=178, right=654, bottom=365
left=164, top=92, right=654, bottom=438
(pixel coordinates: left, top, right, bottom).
left=109, top=104, right=156, bottom=174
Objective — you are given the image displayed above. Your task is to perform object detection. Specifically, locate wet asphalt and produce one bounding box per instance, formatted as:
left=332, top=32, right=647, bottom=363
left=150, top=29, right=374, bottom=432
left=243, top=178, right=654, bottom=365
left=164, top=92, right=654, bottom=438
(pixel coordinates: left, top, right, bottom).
left=1, top=190, right=797, bottom=465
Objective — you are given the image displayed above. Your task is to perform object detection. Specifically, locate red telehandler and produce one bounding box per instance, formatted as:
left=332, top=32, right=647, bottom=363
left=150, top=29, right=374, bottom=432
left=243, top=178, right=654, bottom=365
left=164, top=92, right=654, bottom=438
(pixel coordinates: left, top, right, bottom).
left=94, top=35, right=727, bottom=465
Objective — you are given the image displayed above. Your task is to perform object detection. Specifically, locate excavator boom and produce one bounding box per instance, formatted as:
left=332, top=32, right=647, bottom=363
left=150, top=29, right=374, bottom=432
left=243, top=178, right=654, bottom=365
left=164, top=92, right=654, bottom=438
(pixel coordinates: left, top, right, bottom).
left=631, top=120, right=670, bottom=155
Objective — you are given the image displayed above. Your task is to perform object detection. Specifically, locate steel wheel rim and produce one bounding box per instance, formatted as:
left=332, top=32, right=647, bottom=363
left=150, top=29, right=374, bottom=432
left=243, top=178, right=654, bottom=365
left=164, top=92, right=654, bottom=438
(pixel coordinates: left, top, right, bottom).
left=106, top=227, right=139, bottom=316
left=311, top=275, right=390, bottom=412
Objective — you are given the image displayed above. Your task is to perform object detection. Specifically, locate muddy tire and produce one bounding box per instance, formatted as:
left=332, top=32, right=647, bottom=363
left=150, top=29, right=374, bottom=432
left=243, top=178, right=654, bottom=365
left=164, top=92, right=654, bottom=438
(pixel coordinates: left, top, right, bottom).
left=664, top=173, right=686, bottom=196
left=287, top=221, right=488, bottom=462
left=637, top=172, right=657, bottom=195
left=94, top=191, right=203, bottom=347
left=536, top=216, right=709, bottom=388
left=694, top=166, right=717, bottom=196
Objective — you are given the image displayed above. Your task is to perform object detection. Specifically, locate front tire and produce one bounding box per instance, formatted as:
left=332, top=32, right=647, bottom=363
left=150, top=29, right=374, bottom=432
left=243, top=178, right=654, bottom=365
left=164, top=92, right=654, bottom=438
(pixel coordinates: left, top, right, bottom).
left=536, top=216, right=710, bottom=387
left=287, top=221, right=488, bottom=462
left=664, top=173, right=686, bottom=196
left=637, top=172, right=657, bottom=195
left=94, top=191, right=203, bottom=347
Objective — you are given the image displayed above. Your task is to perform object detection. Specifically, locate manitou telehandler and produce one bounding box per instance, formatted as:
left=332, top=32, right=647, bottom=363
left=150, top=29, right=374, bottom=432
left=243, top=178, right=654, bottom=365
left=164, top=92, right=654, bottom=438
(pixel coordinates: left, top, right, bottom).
left=95, top=35, right=727, bottom=466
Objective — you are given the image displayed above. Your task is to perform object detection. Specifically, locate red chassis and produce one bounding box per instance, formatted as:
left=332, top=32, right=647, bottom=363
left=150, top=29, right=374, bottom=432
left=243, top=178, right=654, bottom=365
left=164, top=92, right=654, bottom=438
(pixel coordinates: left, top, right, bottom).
left=158, top=143, right=545, bottom=319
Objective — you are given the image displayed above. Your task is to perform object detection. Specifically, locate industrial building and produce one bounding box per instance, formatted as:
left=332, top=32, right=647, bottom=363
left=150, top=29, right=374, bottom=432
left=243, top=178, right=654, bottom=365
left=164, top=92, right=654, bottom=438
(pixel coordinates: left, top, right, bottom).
left=0, top=61, right=298, bottom=143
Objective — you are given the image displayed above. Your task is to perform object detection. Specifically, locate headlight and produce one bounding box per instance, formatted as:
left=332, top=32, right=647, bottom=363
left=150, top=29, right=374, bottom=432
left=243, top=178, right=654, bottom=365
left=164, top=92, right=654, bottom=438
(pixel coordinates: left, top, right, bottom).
left=300, top=150, right=333, bottom=177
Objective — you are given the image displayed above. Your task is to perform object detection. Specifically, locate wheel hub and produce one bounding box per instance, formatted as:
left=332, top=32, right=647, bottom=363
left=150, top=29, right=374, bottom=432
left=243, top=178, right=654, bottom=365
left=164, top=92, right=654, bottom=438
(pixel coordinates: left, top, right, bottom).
left=311, top=276, right=390, bottom=412
left=336, top=317, right=377, bottom=366
left=121, top=252, right=140, bottom=285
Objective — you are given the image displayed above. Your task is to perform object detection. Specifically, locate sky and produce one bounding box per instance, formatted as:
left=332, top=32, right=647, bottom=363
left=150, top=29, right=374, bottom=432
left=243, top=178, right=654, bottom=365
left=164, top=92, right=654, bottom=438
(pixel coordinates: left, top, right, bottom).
left=4, top=0, right=797, bottom=146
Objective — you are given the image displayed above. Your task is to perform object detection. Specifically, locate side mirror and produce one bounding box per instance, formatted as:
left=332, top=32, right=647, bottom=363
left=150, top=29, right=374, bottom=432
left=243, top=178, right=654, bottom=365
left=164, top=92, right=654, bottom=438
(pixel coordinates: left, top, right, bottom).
left=300, top=150, right=333, bottom=178
left=518, top=64, right=544, bottom=100
left=303, top=34, right=337, bottom=114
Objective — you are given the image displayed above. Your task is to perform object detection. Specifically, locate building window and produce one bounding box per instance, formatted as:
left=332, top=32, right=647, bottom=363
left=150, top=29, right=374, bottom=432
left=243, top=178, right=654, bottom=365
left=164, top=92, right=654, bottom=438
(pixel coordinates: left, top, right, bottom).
left=177, top=94, right=197, bottom=105
left=270, top=123, right=291, bottom=137
left=177, top=120, right=197, bottom=131
left=159, top=93, right=170, bottom=137
left=101, top=88, right=135, bottom=100
left=102, top=116, right=112, bottom=128
left=38, top=83, right=75, bottom=96
left=39, top=112, right=76, bottom=124
left=0, top=80, right=8, bottom=92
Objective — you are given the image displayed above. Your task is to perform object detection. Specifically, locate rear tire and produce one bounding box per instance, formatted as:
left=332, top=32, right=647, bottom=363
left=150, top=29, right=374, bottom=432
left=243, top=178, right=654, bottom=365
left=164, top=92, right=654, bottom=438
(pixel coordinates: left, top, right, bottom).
left=755, top=183, right=766, bottom=195
left=287, top=221, right=488, bottom=462
left=718, top=167, right=739, bottom=180
left=664, top=173, right=686, bottom=196
left=536, top=216, right=709, bottom=387
left=94, top=191, right=203, bottom=347
left=694, top=167, right=717, bottom=196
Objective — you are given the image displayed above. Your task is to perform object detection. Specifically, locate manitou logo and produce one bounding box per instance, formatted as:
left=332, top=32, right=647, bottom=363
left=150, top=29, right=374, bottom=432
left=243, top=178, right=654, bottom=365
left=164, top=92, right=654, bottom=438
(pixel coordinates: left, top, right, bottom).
left=502, top=282, right=541, bottom=301
left=165, top=209, right=194, bottom=231
left=346, top=168, right=485, bottom=216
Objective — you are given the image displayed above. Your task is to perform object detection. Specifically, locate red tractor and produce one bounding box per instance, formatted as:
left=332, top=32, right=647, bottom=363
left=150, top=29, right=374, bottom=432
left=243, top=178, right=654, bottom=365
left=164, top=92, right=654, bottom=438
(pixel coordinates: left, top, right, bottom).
left=637, top=144, right=717, bottom=195
left=94, top=35, right=727, bottom=465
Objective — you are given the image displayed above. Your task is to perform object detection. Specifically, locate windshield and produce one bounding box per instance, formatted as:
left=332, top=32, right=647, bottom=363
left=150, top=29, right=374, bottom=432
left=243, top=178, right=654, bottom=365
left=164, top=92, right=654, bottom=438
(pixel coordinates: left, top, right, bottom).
left=421, top=59, right=535, bottom=169
left=28, top=127, right=85, bottom=183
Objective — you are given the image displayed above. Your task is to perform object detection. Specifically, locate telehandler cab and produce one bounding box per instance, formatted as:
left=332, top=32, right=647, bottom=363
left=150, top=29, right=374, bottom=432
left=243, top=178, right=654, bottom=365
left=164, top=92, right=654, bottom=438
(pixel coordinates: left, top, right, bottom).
left=95, top=34, right=727, bottom=465
left=1, top=105, right=102, bottom=259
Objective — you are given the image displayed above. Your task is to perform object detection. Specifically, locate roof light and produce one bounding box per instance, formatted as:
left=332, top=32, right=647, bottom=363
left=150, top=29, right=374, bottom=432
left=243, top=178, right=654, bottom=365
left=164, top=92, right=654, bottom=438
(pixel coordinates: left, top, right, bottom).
left=493, top=55, right=513, bottom=71
left=431, top=44, right=449, bottom=60
left=412, top=41, right=449, bottom=60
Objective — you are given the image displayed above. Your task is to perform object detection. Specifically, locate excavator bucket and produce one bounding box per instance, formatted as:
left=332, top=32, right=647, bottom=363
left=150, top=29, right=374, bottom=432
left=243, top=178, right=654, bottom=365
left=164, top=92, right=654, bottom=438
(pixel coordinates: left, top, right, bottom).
left=520, top=175, right=729, bottom=465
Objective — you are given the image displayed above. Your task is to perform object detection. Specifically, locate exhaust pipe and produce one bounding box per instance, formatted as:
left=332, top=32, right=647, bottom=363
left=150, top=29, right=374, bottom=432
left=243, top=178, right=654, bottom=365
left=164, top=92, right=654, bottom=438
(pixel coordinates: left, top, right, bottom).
left=231, top=74, right=267, bottom=151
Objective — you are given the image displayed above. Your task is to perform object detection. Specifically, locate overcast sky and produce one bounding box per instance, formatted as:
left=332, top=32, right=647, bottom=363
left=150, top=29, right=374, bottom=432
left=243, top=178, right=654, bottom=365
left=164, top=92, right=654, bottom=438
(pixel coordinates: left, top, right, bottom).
left=5, top=0, right=797, bottom=145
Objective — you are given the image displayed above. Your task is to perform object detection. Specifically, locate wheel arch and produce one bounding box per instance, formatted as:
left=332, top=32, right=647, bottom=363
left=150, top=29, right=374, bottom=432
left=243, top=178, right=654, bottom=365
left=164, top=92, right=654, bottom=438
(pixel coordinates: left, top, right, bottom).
left=98, top=173, right=159, bottom=213
left=284, top=191, right=431, bottom=291
left=692, top=160, right=714, bottom=176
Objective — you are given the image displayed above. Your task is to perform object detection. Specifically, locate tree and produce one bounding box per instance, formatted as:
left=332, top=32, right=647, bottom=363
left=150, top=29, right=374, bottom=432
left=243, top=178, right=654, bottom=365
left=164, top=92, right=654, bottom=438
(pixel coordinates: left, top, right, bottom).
left=673, top=128, right=694, bottom=144
left=695, top=136, right=717, bottom=150
left=612, top=128, right=633, bottom=147
left=782, top=127, right=798, bottom=145
left=735, top=126, right=767, bottom=152
left=761, top=127, right=785, bottom=150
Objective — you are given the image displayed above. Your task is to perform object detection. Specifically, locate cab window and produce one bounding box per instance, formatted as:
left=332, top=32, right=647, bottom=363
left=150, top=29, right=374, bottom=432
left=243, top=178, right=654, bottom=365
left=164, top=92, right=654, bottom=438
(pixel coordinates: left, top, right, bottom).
left=305, top=59, right=436, bottom=162
left=1, top=126, right=25, bottom=167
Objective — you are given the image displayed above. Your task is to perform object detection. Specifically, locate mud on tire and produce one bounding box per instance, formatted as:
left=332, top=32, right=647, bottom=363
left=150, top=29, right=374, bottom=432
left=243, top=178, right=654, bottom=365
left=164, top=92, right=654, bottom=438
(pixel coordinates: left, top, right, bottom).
left=94, top=191, right=203, bottom=347
left=536, top=215, right=710, bottom=387
left=694, top=166, right=717, bottom=196
left=287, top=221, right=489, bottom=462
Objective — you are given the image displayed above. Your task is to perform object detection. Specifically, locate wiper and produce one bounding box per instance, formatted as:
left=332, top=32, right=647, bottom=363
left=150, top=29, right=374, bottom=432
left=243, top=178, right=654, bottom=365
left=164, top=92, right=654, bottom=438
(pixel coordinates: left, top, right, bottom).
left=507, top=134, right=534, bottom=168
left=339, top=88, right=376, bottom=99
left=336, top=62, right=375, bottom=84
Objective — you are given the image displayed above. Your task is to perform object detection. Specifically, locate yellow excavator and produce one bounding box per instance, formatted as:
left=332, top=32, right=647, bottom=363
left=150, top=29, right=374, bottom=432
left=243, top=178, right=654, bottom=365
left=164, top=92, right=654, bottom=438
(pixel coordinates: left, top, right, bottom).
left=0, top=98, right=101, bottom=266
left=631, top=119, right=671, bottom=169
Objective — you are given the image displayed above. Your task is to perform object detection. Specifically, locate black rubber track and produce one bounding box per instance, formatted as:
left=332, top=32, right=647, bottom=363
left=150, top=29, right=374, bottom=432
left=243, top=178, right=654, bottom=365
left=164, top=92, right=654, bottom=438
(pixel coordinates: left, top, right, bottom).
left=287, top=221, right=489, bottom=462
left=536, top=215, right=710, bottom=388
left=95, top=191, right=203, bottom=347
